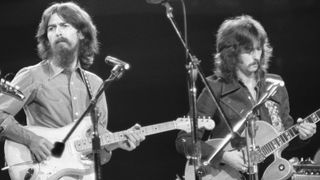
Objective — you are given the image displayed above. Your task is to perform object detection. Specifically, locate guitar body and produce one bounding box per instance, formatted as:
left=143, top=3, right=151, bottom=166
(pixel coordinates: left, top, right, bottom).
left=184, top=158, right=241, bottom=180
left=184, top=121, right=293, bottom=180
left=262, top=153, right=293, bottom=180
left=4, top=117, right=95, bottom=180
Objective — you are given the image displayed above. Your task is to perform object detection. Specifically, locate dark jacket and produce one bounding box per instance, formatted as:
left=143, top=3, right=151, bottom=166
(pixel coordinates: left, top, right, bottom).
left=175, top=73, right=295, bottom=166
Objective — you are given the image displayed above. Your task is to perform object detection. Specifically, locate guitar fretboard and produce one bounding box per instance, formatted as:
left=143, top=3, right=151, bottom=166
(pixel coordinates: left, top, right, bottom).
left=259, top=108, right=320, bottom=159
left=74, top=121, right=177, bottom=152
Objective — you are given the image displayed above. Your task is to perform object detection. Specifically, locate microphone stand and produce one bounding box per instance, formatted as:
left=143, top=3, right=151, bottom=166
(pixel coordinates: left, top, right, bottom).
left=51, top=65, right=127, bottom=180
left=160, top=2, right=233, bottom=179
left=244, top=82, right=283, bottom=179
left=245, top=111, right=259, bottom=179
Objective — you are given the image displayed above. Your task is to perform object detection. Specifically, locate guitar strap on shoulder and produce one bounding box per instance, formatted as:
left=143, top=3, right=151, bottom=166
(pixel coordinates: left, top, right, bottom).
left=80, top=69, right=106, bottom=125
left=80, top=69, right=94, bottom=100
left=80, top=69, right=112, bottom=156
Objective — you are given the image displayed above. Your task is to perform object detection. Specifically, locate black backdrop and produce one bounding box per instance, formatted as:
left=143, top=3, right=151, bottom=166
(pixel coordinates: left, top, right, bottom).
left=1, top=0, right=320, bottom=179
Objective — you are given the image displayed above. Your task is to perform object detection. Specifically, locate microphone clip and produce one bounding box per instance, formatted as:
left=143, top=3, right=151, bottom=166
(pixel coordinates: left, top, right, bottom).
left=110, top=65, right=127, bottom=80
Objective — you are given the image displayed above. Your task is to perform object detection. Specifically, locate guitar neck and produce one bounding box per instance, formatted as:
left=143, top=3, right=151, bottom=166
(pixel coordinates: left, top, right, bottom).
left=259, top=108, right=320, bottom=158
left=75, top=121, right=177, bottom=152
left=102, top=121, right=177, bottom=144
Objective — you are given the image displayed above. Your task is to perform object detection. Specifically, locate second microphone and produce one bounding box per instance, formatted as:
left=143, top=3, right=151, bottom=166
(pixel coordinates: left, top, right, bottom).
left=105, top=56, right=130, bottom=70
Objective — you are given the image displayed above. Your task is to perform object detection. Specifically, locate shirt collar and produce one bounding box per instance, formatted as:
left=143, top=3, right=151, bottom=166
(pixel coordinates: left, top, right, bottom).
left=48, top=60, right=82, bottom=80
left=221, top=76, right=262, bottom=97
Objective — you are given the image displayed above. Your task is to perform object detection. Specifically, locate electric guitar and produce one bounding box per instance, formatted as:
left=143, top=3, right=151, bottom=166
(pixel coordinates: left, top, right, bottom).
left=0, top=78, right=24, bottom=100
left=4, top=116, right=215, bottom=180
left=184, top=108, right=320, bottom=180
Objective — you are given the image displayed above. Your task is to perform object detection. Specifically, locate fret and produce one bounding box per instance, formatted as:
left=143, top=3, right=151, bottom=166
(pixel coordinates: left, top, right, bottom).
left=285, top=131, right=291, bottom=140
left=266, top=143, right=274, bottom=152
left=282, top=133, right=288, bottom=141
left=315, top=109, right=320, bottom=120
left=279, top=134, right=286, bottom=143
left=288, top=128, right=296, bottom=137
left=248, top=108, right=320, bottom=164
left=264, top=146, right=269, bottom=155
left=112, top=133, right=123, bottom=142
left=269, top=143, right=276, bottom=153
left=310, top=113, right=319, bottom=123
left=143, top=122, right=176, bottom=135
left=261, top=146, right=267, bottom=156
left=265, top=146, right=270, bottom=155
left=74, top=117, right=214, bottom=152
left=265, top=143, right=271, bottom=153
left=269, top=143, right=275, bottom=152
left=76, top=123, right=173, bottom=152
left=271, top=141, right=278, bottom=148
left=262, top=146, right=268, bottom=155
left=292, top=126, right=299, bottom=134
left=277, top=137, right=284, bottom=145
left=270, top=142, right=276, bottom=150
left=274, top=138, right=281, bottom=147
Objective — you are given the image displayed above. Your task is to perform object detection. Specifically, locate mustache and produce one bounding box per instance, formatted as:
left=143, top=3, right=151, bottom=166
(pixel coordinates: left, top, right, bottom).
left=249, top=59, right=260, bottom=66
left=55, top=37, right=69, bottom=44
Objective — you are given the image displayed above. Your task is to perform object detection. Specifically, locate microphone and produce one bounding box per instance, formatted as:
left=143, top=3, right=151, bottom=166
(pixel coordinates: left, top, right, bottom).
left=105, top=56, right=130, bottom=70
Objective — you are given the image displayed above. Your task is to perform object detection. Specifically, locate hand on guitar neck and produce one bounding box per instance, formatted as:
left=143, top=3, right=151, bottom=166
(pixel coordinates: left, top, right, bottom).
left=296, top=118, right=317, bottom=140
left=105, top=123, right=146, bottom=152
left=83, top=123, right=146, bottom=164
left=23, top=122, right=146, bottom=164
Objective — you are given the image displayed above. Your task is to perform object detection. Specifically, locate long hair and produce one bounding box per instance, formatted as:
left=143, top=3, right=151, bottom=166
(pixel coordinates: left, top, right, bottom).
left=36, top=2, right=98, bottom=69
left=214, top=15, right=272, bottom=82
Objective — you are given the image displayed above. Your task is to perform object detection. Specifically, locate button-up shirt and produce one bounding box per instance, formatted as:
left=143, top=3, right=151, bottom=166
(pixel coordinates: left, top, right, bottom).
left=0, top=60, right=108, bottom=129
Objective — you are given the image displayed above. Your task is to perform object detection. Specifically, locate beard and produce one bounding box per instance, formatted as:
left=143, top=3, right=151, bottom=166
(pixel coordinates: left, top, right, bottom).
left=51, top=40, right=79, bottom=68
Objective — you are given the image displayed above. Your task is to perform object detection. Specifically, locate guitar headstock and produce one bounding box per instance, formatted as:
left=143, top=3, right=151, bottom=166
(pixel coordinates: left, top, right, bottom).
left=0, top=78, right=25, bottom=101
left=175, top=116, right=215, bottom=132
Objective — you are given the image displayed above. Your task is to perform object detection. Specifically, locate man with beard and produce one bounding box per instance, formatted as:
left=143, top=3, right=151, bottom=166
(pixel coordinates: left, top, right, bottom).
left=176, top=15, right=317, bottom=179
left=0, top=2, right=144, bottom=179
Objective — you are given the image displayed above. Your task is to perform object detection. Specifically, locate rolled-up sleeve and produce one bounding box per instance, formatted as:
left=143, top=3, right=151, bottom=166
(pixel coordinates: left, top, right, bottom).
left=0, top=67, right=36, bottom=141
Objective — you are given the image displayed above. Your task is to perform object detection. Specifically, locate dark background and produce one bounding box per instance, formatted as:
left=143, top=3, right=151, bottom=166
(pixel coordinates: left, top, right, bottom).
left=1, top=0, right=320, bottom=179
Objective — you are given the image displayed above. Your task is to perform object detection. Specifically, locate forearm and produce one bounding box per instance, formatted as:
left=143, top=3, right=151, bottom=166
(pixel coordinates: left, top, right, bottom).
left=0, top=115, right=37, bottom=147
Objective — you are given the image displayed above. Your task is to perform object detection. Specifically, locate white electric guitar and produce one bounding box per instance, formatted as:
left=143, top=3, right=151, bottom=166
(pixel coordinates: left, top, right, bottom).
left=4, top=116, right=215, bottom=180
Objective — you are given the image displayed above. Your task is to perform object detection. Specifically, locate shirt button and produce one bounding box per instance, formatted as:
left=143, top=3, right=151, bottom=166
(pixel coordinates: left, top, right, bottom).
left=75, top=112, right=79, bottom=116
left=70, top=81, right=74, bottom=85
left=73, top=96, right=77, bottom=100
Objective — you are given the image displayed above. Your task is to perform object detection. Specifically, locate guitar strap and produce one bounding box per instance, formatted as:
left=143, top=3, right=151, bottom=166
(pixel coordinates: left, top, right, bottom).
left=80, top=69, right=113, bottom=155
left=80, top=69, right=108, bottom=128
left=80, top=69, right=94, bottom=100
